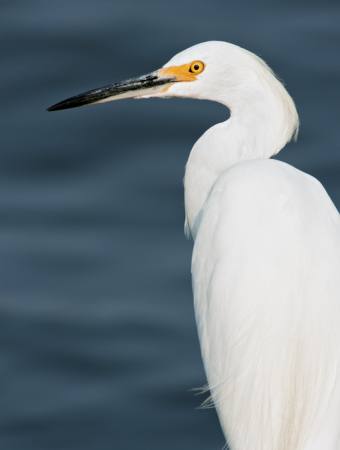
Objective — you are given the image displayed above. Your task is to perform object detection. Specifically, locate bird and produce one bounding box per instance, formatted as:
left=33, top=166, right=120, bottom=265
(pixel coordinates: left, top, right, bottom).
left=48, top=41, right=340, bottom=450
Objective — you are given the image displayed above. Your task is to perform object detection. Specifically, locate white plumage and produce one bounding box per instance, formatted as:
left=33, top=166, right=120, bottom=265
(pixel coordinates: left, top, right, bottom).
left=192, top=159, right=340, bottom=450
left=181, top=43, right=340, bottom=450
left=49, top=41, right=340, bottom=450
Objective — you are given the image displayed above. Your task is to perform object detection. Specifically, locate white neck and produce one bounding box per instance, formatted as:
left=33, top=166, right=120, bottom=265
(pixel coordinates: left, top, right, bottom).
left=184, top=71, right=299, bottom=237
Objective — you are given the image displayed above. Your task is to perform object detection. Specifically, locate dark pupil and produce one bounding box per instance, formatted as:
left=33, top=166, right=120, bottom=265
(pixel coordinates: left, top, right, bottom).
left=194, top=64, right=200, bottom=71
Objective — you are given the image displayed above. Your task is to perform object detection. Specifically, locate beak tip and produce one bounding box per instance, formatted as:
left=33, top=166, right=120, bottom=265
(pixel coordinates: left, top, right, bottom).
left=47, top=102, right=67, bottom=112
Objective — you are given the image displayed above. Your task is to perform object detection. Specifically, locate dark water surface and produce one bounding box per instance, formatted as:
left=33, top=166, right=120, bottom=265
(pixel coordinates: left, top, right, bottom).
left=1, top=1, right=340, bottom=449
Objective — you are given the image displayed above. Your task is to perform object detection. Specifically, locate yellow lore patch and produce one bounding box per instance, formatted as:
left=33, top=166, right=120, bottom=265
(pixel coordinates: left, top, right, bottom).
left=159, top=60, right=205, bottom=82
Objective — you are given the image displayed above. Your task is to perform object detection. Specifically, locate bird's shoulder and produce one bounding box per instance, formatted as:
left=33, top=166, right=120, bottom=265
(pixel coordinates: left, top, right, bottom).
left=194, top=158, right=339, bottom=242
left=212, top=159, right=319, bottom=201
left=209, top=158, right=336, bottom=215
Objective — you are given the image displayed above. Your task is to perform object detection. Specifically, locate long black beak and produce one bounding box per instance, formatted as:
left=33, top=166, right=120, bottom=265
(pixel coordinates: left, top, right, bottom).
left=47, top=71, right=175, bottom=112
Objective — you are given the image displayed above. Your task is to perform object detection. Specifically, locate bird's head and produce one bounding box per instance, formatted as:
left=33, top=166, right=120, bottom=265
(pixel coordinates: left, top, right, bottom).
left=48, top=41, right=280, bottom=111
left=48, top=41, right=299, bottom=147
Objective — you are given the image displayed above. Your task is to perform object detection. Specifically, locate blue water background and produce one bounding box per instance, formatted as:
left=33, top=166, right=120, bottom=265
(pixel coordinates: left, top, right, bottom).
left=1, top=1, right=340, bottom=449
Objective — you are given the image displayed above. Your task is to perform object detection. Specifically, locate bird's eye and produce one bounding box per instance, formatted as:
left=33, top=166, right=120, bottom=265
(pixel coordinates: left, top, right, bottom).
left=189, top=61, right=205, bottom=74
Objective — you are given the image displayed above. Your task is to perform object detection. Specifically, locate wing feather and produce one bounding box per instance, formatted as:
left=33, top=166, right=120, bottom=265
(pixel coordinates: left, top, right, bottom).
left=192, top=159, right=340, bottom=450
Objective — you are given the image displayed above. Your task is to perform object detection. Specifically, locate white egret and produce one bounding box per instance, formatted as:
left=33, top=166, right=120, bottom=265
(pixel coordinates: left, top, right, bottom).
left=48, top=41, right=340, bottom=450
